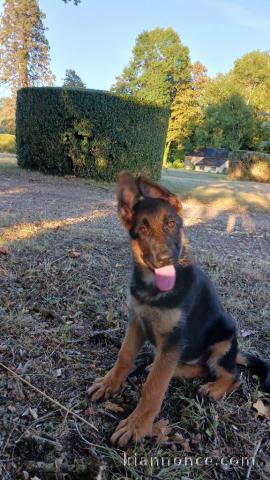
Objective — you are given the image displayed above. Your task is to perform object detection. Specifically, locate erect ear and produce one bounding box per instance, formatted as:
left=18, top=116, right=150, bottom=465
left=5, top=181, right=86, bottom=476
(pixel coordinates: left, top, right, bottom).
left=117, top=171, right=140, bottom=230
left=137, top=175, right=183, bottom=216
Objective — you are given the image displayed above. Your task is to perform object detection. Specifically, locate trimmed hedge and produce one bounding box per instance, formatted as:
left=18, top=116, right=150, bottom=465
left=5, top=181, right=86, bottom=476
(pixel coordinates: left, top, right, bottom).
left=16, top=87, right=169, bottom=180
left=229, top=150, right=270, bottom=183
left=0, top=134, right=16, bottom=153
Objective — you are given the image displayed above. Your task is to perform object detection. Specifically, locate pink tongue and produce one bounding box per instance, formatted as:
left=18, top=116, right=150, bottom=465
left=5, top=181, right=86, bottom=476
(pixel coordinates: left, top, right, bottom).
left=154, top=265, right=176, bottom=291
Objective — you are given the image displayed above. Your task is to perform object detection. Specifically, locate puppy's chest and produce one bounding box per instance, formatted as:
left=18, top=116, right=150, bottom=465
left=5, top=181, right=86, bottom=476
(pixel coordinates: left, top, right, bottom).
left=130, top=296, right=181, bottom=346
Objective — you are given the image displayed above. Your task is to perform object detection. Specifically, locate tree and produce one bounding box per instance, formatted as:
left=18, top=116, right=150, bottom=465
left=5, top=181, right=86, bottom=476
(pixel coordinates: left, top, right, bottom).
left=62, top=69, right=86, bottom=88
left=62, top=0, right=81, bottom=3
left=0, top=0, right=54, bottom=91
left=192, top=94, right=259, bottom=151
left=231, top=51, right=270, bottom=110
left=165, top=62, right=208, bottom=162
left=111, top=27, right=191, bottom=108
left=0, top=96, right=16, bottom=133
left=204, top=51, right=270, bottom=112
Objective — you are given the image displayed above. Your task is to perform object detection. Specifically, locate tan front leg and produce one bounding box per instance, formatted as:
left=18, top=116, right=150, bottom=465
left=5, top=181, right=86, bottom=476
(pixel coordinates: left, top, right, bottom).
left=111, top=348, right=179, bottom=447
left=88, top=315, right=145, bottom=401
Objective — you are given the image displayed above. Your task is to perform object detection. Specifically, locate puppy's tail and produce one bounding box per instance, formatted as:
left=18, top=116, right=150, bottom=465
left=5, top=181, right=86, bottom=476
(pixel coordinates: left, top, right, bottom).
left=237, top=352, right=270, bottom=393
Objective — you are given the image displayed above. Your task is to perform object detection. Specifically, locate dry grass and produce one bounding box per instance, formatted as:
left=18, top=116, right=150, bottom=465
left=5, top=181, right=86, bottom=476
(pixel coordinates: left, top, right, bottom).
left=162, top=169, right=270, bottom=213
left=0, top=161, right=270, bottom=479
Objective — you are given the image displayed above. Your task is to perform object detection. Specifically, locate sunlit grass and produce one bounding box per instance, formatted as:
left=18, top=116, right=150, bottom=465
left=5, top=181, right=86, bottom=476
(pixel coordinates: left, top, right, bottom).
left=0, top=211, right=110, bottom=244
left=0, top=154, right=17, bottom=171
left=0, top=134, right=16, bottom=154
left=161, top=170, right=270, bottom=213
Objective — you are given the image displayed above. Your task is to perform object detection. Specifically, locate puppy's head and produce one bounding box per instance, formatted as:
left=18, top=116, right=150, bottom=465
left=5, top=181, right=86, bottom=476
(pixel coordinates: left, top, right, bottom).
left=117, top=171, right=183, bottom=279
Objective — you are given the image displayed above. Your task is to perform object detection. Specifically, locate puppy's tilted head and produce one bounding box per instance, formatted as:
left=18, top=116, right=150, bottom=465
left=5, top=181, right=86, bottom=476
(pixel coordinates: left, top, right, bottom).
left=117, top=171, right=184, bottom=291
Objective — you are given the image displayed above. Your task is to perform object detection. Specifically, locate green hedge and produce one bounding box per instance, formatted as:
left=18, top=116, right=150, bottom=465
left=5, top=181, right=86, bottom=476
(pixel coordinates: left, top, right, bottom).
left=0, top=134, right=16, bottom=153
left=229, top=150, right=270, bottom=183
left=16, top=87, right=169, bottom=180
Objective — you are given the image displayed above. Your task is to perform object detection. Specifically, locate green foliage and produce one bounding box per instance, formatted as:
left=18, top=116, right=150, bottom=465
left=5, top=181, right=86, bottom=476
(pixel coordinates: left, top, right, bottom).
left=229, top=150, right=270, bottom=183
left=192, top=94, right=258, bottom=151
left=232, top=51, right=270, bottom=111
left=0, top=0, right=54, bottom=91
left=171, top=159, right=184, bottom=169
left=16, top=87, right=169, bottom=181
left=165, top=62, right=208, bottom=164
left=111, top=27, right=191, bottom=108
left=62, top=69, right=86, bottom=88
left=167, top=143, right=185, bottom=163
left=204, top=51, right=270, bottom=113
left=0, top=133, right=15, bottom=153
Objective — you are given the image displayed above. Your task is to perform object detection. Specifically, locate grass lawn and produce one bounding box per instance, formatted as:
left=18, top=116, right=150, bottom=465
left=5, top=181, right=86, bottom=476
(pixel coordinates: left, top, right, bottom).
left=0, top=153, right=18, bottom=171
left=161, top=168, right=270, bottom=213
left=0, top=134, right=16, bottom=154
left=0, top=159, right=270, bottom=479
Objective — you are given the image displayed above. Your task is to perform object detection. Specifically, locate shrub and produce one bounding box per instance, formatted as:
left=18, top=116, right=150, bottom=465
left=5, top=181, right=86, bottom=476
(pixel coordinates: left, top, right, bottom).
left=16, top=87, right=169, bottom=181
left=229, top=150, right=270, bottom=183
left=0, top=134, right=16, bottom=153
left=172, top=159, right=184, bottom=169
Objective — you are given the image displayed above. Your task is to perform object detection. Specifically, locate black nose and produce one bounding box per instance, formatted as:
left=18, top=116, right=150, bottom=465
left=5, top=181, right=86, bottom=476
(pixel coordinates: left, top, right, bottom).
left=156, top=253, right=173, bottom=267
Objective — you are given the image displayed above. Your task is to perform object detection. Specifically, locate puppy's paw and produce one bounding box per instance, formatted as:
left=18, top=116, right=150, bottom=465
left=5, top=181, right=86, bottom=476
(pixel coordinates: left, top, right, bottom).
left=88, top=372, right=123, bottom=402
left=110, top=410, right=154, bottom=447
left=198, top=380, right=240, bottom=401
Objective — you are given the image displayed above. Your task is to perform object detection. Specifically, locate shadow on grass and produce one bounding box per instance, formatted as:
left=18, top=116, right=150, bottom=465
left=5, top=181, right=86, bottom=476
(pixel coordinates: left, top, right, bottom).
left=162, top=170, right=270, bottom=215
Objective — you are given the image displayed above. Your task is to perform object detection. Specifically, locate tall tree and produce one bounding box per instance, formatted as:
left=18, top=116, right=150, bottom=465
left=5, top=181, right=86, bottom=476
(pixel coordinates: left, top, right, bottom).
left=0, top=96, right=16, bottom=133
left=231, top=51, right=270, bottom=110
left=165, top=62, right=208, bottom=162
left=62, top=69, right=86, bottom=88
left=111, top=27, right=191, bottom=108
left=192, top=94, right=258, bottom=151
left=62, top=0, right=81, bottom=3
left=204, top=51, right=270, bottom=112
left=0, top=0, right=54, bottom=91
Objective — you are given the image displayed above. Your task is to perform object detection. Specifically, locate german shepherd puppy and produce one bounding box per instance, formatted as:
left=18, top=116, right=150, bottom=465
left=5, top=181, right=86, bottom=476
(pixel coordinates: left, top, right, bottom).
left=88, top=171, right=270, bottom=447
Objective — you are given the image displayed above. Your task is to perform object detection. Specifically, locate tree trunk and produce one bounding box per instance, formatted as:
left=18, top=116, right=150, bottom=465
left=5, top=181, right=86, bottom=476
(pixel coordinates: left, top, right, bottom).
left=163, top=141, right=170, bottom=167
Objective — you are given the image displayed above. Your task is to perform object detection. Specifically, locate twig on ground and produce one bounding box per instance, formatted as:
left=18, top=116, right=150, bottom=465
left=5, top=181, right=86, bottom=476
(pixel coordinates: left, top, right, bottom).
left=0, top=361, right=98, bottom=433
left=19, top=432, right=63, bottom=452
left=74, top=420, right=99, bottom=459
left=89, top=327, right=122, bottom=338
left=245, top=438, right=262, bottom=480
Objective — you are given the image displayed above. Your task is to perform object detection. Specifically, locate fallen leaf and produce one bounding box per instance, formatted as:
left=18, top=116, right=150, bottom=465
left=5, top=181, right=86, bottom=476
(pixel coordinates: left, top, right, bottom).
left=7, top=405, right=16, bottom=413
left=29, top=407, right=38, bottom=420
left=191, top=432, right=202, bottom=444
left=103, top=401, right=124, bottom=413
left=0, top=246, right=9, bottom=255
left=241, top=329, right=256, bottom=338
left=172, top=432, right=191, bottom=452
left=68, top=248, right=80, bottom=259
left=253, top=399, right=270, bottom=419
left=152, top=418, right=171, bottom=442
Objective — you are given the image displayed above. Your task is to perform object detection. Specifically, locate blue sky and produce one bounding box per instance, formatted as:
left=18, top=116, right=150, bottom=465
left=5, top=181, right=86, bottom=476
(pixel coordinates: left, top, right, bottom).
left=0, top=0, right=270, bottom=96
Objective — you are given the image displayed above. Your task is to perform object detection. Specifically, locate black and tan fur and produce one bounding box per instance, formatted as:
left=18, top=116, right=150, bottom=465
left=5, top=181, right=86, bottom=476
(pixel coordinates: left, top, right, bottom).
left=88, top=171, right=270, bottom=447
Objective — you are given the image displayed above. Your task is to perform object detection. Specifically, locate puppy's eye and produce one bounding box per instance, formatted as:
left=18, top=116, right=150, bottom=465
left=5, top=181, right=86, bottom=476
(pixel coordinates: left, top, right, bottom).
left=139, top=225, right=149, bottom=235
left=167, top=220, right=176, bottom=230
